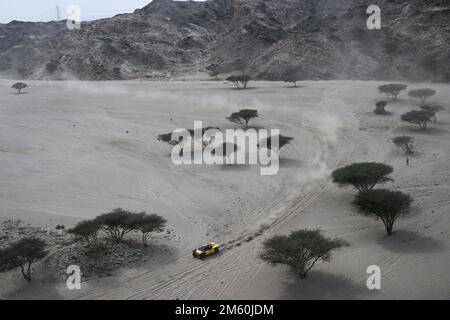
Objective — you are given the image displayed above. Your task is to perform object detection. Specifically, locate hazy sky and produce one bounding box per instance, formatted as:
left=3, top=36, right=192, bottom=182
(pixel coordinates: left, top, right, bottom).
left=0, top=0, right=156, bottom=23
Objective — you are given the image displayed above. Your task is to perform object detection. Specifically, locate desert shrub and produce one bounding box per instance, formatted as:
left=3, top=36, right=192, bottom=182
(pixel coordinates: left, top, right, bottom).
left=11, top=82, right=28, bottom=94
left=401, top=110, right=433, bottom=130
left=378, top=84, right=407, bottom=101
left=138, top=214, right=167, bottom=247
left=408, top=89, right=436, bottom=105
left=259, top=229, right=347, bottom=279
left=227, top=109, right=258, bottom=129
left=353, top=189, right=412, bottom=236
left=226, top=75, right=252, bottom=89
left=420, top=105, right=444, bottom=123
left=374, top=101, right=388, bottom=115
left=332, top=162, right=394, bottom=192
left=392, top=136, right=414, bottom=155
left=0, top=237, right=47, bottom=281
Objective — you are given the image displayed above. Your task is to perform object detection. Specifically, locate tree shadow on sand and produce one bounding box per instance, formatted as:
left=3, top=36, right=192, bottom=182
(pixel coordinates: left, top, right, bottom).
left=279, top=158, right=304, bottom=169
left=376, top=230, right=444, bottom=254
left=6, top=281, right=64, bottom=300
left=396, top=126, right=448, bottom=136
left=278, top=271, right=369, bottom=300
left=219, top=164, right=251, bottom=172
left=286, top=85, right=306, bottom=89
left=222, top=87, right=257, bottom=91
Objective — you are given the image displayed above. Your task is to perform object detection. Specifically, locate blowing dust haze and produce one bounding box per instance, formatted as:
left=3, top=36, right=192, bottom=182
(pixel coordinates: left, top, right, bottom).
left=0, top=0, right=449, bottom=312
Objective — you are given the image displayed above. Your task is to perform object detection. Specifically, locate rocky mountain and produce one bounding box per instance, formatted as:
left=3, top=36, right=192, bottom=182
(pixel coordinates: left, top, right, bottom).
left=0, top=0, right=449, bottom=81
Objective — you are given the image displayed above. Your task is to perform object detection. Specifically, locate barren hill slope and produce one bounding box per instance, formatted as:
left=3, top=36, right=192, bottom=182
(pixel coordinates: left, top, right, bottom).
left=0, top=0, right=449, bottom=81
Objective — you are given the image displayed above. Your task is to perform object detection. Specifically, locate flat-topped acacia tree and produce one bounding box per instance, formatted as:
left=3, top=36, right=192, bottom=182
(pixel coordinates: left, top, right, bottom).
left=378, top=83, right=407, bottom=101
left=93, top=208, right=146, bottom=243
left=68, top=219, right=102, bottom=247
left=187, top=127, right=221, bottom=150
left=158, top=132, right=185, bottom=156
left=69, top=209, right=166, bottom=246
left=226, top=75, right=252, bottom=89
left=259, top=229, right=347, bottom=279
left=227, top=109, right=259, bottom=129
left=420, top=105, right=444, bottom=123
left=12, top=82, right=28, bottom=94
left=158, top=132, right=179, bottom=146
left=408, top=89, right=436, bottom=106
left=353, top=189, right=412, bottom=236
left=332, top=162, right=394, bottom=192
left=401, top=110, right=433, bottom=130
left=258, top=135, right=294, bottom=155
left=392, top=136, right=414, bottom=155
left=158, top=127, right=220, bottom=155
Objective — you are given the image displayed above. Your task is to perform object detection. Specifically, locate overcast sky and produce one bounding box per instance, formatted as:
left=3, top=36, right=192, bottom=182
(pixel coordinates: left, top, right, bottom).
left=0, top=0, right=156, bottom=23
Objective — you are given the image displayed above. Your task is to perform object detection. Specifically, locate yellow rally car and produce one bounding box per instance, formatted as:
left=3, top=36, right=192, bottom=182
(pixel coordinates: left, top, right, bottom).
left=193, top=242, right=220, bottom=259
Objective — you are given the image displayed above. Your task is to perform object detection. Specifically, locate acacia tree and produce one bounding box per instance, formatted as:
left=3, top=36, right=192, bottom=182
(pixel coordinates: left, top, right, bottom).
left=259, top=229, right=347, bottom=279
left=378, top=84, right=407, bottom=101
left=401, top=110, right=433, bottom=130
left=70, top=210, right=167, bottom=245
left=158, top=132, right=183, bottom=146
left=158, top=127, right=219, bottom=156
left=408, top=89, right=436, bottom=105
left=392, top=136, right=414, bottom=155
left=374, top=101, right=388, bottom=115
left=68, top=220, right=103, bottom=247
left=187, top=127, right=221, bottom=150
left=158, top=132, right=187, bottom=157
left=227, top=109, right=258, bottom=129
left=94, top=208, right=146, bottom=243
left=0, top=238, right=47, bottom=281
left=332, top=162, right=394, bottom=192
left=226, top=75, right=252, bottom=89
left=420, top=105, right=444, bottom=123
left=138, top=214, right=167, bottom=247
left=12, top=82, right=28, bottom=94
left=353, top=189, right=412, bottom=236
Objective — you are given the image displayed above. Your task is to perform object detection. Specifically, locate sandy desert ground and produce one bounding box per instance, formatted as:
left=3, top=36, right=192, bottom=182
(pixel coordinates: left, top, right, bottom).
left=0, top=79, right=449, bottom=299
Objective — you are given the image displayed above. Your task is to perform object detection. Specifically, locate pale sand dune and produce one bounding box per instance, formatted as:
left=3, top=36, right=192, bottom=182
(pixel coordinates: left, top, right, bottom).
left=0, top=80, right=449, bottom=299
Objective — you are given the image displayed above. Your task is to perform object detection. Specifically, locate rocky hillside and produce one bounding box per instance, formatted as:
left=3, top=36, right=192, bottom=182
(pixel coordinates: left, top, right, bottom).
left=0, top=0, right=449, bottom=81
